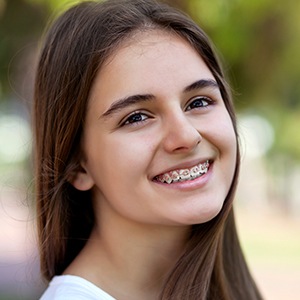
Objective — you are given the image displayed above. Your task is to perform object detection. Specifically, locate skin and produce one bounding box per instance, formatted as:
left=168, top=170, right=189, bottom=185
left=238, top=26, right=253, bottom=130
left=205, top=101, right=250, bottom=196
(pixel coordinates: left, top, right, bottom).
left=67, top=30, right=237, bottom=300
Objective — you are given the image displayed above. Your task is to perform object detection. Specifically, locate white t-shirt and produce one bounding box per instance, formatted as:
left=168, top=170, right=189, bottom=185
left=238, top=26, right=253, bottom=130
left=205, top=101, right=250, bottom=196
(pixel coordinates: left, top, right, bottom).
left=40, top=275, right=116, bottom=300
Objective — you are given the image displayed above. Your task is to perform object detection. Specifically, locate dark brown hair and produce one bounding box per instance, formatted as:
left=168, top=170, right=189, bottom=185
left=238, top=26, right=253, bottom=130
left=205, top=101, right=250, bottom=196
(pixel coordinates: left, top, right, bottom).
left=34, top=0, right=262, bottom=299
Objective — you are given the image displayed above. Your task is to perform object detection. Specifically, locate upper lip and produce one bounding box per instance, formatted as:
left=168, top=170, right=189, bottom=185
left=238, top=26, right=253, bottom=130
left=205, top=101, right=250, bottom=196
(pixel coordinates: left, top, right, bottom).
left=152, top=158, right=212, bottom=179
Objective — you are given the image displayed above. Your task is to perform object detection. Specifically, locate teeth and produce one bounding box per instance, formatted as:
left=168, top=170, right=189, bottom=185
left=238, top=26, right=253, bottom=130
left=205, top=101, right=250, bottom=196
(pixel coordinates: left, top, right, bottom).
left=190, top=166, right=200, bottom=178
left=162, top=173, right=172, bottom=184
left=156, top=160, right=210, bottom=184
left=170, top=171, right=180, bottom=182
left=179, top=169, right=190, bottom=181
left=200, top=161, right=209, bottom=172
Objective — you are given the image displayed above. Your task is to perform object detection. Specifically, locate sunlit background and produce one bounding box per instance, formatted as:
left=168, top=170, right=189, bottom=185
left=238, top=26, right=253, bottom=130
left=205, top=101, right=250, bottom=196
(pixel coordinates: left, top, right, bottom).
left=0, top=0, right=299, bottom=299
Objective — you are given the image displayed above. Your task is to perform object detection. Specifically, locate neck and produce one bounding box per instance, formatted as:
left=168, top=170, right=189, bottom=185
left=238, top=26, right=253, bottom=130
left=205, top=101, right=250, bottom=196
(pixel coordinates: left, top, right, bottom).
left=65, top=211, right=190, bottom=300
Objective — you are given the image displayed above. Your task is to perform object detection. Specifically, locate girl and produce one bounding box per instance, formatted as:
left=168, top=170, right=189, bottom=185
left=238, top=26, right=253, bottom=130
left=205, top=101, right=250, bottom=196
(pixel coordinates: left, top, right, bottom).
left=35, top=0, right=262, bottom=299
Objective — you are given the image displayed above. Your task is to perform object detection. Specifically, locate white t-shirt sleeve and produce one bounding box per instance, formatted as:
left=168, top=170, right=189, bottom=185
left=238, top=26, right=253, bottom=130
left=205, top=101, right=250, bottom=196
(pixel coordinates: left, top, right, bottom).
left=40, top=275, right=116, bottom=300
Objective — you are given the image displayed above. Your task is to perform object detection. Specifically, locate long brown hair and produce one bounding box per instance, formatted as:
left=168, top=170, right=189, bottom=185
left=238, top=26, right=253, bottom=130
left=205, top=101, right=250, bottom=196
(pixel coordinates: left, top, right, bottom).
left=34, top=0, right=262, bottom=299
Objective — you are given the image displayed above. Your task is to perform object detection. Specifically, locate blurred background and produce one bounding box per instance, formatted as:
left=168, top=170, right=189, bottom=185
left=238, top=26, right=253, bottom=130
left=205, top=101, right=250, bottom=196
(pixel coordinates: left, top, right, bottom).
left=0, top=0, right=299, bottom=299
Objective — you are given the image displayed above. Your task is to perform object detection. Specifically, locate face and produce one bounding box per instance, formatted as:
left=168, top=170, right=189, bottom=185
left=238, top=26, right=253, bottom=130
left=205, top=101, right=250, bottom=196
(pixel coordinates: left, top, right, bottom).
left=73, top=31, right=237, bottom=228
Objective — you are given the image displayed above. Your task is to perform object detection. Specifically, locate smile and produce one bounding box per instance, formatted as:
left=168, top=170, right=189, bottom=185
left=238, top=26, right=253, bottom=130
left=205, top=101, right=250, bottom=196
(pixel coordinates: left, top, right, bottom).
left=154, top=160, right=210, bottom=184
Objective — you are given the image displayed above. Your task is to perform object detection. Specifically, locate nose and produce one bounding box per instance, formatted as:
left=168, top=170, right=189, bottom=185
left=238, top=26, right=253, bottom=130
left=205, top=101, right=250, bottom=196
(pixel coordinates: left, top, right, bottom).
left=162, top=113, right=202, bottom=154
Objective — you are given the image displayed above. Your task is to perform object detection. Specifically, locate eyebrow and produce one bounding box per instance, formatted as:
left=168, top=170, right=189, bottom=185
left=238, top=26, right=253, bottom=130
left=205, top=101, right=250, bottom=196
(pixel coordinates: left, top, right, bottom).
left=183, top=78, right=219, bottom=93
left=101, top=79, right=219, bottom=119
left=101, top=94, right=155, bottom=118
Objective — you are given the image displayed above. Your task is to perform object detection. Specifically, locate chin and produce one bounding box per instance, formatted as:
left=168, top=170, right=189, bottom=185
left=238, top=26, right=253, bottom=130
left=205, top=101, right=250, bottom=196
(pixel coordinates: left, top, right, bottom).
left=184, top=203, right=224, bottom=225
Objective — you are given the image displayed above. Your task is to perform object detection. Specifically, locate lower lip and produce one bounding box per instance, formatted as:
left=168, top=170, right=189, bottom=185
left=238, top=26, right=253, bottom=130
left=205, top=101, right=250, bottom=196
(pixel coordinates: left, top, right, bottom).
left=153, top=162, right=213, bottom=191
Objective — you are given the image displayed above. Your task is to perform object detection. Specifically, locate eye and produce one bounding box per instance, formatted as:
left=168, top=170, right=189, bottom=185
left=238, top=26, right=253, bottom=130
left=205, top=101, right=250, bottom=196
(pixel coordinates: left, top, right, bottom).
left=121, top=111, right=149, bottom=126
left=186, top=96, right=212, bottom=111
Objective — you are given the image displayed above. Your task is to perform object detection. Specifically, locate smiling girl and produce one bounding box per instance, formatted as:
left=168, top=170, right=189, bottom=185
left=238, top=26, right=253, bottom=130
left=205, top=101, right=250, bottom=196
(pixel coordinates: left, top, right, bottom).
left=35, top=0, right=262, bottom=299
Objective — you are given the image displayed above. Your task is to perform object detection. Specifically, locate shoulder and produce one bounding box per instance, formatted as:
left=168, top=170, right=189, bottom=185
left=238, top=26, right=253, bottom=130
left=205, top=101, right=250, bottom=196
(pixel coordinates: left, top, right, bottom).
left=39, top=275, right=116, bottom=300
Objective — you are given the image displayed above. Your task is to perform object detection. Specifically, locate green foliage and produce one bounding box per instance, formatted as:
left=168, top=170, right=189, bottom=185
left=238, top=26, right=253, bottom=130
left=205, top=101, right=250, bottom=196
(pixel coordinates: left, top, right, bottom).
left=27, top=0, right=84, bottom=13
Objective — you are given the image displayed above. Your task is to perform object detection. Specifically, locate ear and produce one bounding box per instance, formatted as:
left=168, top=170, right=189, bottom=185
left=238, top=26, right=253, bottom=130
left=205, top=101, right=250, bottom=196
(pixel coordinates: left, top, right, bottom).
left=69, top=164, right=94, bottom=191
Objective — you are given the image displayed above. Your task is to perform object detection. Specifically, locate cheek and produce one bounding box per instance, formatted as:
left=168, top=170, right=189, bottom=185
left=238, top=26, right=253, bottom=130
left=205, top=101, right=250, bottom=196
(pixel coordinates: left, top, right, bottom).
left=101, top=133, right=156, bottom=180
left=207, top=110, right=237, bottom=156
left=217, top=114, right=237, bottom=181
left=219, top=122, right=237, bottom=154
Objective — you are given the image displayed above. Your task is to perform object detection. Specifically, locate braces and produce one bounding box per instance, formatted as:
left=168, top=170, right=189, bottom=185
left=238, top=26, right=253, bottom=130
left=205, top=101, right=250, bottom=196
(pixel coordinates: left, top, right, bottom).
left=155, top=160, right=209, bottom=184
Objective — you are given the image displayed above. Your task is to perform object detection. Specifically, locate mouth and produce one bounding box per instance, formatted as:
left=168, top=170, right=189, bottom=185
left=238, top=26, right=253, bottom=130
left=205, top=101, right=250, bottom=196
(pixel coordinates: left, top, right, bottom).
left=153, top=160, right=211, bottom=184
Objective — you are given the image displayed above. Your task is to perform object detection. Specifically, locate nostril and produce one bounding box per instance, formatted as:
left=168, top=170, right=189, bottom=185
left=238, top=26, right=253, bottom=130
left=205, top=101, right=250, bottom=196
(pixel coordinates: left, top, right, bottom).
left=162, top=118, right=202, bottom=153
left=166, top=134, right=201, bottom=153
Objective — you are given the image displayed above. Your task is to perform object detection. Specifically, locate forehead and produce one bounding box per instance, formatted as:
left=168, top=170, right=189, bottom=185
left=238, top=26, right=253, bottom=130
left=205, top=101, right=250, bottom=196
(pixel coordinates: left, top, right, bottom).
left=87, top=30, right=216, bottom=113
left=94, top=30, right=212, bottom=83
left=103, top=29, right=205, bottom=69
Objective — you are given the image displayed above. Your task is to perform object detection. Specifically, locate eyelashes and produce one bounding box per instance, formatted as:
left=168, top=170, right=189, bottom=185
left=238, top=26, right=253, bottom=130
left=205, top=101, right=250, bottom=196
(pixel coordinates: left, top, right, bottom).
left=122, top=111, right=150, bottom=126
left=120, top=96, right=215, bottom=127
left=185, top=96, right=213, bottom=111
